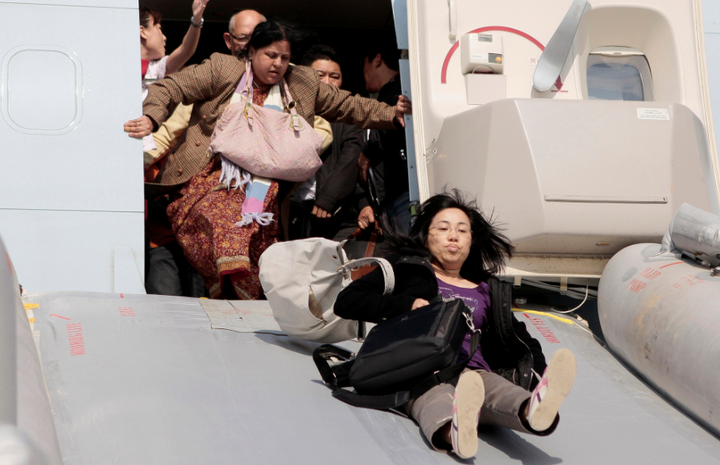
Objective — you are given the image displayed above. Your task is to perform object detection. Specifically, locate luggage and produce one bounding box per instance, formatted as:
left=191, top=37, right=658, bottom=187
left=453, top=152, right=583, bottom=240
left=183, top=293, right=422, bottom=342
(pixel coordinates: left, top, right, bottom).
left=258, top=237, right=394, bottom=343
left=209, top=62, right=323, bottom=182
left=314, top=298, right=480, bottom=410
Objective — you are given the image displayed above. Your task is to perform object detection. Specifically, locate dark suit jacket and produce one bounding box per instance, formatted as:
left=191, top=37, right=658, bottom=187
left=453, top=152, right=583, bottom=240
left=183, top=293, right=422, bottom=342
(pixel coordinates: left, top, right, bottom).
left=363, top=76, right=408, bottom=205
left=314, top=122, right=364, bottom=214
left=143, top=53, right=397, bottom=187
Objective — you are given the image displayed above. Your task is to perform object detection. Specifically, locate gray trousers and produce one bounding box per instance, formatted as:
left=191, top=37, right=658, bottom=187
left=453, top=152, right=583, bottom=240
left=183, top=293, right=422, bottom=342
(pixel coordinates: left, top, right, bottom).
left=408, top=370, right=553, bottom=450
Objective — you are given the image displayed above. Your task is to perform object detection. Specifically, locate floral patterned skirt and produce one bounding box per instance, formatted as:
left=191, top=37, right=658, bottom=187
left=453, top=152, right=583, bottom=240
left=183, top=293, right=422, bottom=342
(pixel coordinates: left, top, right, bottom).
left=167, top=158, right=279, bottom=299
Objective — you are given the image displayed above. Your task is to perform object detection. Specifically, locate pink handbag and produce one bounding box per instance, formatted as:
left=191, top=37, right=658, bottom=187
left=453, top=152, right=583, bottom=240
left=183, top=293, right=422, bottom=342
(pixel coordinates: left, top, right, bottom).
left=208, top=63, right=323, bottom=182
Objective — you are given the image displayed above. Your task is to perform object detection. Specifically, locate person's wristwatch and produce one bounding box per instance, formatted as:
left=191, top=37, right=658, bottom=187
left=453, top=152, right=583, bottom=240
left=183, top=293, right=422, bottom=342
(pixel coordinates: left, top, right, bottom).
left=191, top=16, right=204, bottom=28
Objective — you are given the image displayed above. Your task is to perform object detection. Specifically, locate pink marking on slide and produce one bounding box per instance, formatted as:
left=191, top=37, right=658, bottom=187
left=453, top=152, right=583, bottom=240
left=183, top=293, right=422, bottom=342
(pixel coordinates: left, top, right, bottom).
left=628, top=278, right=647, bottom=293
left=659, top=262, right=683, bottom=269
left=119, top=307, right=135, bottom=317
left=5, top=252, right=13, bottom=275
left=640, top=267, right=661, bottom=280
left=67, top=322, right=86, bottom=356
left=50, top=314, right=71, bottom=321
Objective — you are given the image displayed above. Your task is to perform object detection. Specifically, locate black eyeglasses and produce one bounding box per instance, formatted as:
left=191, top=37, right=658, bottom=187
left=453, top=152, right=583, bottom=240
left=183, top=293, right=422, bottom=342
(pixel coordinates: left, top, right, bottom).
left=230, top=32, right=250, bottom=43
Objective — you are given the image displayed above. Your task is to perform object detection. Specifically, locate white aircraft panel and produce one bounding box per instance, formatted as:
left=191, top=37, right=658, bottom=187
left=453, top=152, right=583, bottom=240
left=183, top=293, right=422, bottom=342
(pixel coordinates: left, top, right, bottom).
left=704, top=0, right=720, bottom=173
left=0, top=2, right=143, bottom=213
left=704, top=0, right=720, bottom=33
left=0, top=210, right=144, bottom=293
left=706, top=34, right=720, bottom=153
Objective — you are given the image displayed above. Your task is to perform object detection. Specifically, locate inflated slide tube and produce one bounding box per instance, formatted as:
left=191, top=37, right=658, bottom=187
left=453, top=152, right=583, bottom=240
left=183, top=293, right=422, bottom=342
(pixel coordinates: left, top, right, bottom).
left=599, top=225, right=720, bottom=435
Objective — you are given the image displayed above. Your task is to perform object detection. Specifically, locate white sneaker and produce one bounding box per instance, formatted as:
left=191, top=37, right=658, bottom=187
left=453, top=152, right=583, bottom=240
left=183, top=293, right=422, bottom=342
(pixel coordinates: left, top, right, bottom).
left=527, top=348, right=577, bottom=432
left=451, top=371, right=484, bottom=459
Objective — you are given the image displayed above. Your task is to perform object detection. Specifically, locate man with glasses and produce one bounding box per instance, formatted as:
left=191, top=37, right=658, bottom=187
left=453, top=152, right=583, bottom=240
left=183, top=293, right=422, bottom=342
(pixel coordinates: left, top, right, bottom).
left=223, top=9, right=265, bottom=56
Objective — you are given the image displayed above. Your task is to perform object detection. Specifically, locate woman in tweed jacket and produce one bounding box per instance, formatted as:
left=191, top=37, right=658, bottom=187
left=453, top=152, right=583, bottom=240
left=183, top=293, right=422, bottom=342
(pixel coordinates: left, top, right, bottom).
left=124, top=21, right=410, bottom=299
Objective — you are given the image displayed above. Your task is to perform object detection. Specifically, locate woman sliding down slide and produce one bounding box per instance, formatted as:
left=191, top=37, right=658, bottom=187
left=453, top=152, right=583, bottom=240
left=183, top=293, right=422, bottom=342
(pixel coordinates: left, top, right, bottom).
left=335, top=189, right=577, bottom=459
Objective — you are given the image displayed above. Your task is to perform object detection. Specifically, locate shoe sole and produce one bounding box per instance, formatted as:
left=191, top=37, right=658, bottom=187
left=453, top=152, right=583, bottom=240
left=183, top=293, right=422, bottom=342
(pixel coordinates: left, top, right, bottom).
left=452, top=371, right=484, bottom=459
left=529, top=348, right=577, bottom=432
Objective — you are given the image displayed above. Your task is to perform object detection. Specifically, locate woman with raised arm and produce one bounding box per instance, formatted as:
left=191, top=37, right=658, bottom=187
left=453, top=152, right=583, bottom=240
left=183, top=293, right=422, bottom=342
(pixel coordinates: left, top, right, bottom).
left=334, top=190, right=577, bottom=459
left=124, top=21, right=411, bottom=299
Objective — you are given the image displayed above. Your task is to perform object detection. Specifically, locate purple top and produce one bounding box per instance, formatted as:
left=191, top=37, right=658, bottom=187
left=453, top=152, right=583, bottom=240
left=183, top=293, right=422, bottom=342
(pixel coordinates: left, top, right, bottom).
left=436, top=279, right=492, bottom=372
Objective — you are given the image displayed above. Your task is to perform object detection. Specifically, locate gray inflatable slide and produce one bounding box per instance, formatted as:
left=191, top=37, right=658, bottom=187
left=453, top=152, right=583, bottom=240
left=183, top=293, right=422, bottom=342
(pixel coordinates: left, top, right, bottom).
left=4, top=235, right=720, bottom=465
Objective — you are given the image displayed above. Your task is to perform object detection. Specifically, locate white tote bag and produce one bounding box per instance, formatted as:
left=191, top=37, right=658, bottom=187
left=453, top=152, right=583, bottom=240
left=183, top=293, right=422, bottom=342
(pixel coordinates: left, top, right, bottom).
left=258, top=237, right=394, bottom=343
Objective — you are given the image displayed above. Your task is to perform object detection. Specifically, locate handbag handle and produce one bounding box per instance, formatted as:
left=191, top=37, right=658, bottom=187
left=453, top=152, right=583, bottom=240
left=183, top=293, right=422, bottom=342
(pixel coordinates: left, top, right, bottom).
left=337, top=256, right=395, bottom=295
left=237, top=61, right=303, bottom=131
left=280, top=79, right=303, bottom=131
left=240, top=61, right=255, bottom=123
left=348, top=227, right=382, bottom=281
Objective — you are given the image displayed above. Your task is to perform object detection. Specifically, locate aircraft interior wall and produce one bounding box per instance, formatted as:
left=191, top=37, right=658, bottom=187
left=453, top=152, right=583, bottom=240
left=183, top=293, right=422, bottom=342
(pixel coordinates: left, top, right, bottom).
left=144, top=0, right=399, bottom=96
left=159, top=19, right=397, bottom=96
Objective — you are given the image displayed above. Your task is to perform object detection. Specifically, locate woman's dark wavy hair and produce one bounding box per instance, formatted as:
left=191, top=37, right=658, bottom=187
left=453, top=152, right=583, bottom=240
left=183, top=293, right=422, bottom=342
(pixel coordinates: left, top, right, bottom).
left=385, top=189, right=514, bottom=282
left=236, top=20, right=303, bottom=58
left=139, top=6, right=161, bottom=28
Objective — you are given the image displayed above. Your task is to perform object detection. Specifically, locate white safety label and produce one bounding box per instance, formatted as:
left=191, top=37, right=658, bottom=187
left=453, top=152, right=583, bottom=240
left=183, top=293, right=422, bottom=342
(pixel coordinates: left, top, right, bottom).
left=637, top=108, right=670, bottom=120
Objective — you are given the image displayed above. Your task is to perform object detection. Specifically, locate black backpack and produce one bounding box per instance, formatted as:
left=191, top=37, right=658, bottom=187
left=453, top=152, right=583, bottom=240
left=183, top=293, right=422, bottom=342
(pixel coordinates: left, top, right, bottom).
left=313, top=298, right=481, bottom=411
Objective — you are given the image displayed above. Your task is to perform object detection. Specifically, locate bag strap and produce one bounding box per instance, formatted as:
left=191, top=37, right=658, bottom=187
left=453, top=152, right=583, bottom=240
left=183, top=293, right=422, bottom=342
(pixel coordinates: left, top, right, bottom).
left=331, top=389, right=411, bottom=412
left=341, top=253, right=393, bottom=340
left=335, top=236, right=384, bottom=339
left=236, top=62, right=252, bottom=95
left=338, top=257, right=394, bottom=295
left=238, top=64, right=303, bottom=131
left=364, top=228, right=380, bottom=258
left=238, top=61, right=255, bottom=123
left=280, top=78, right=304, bottom=131
left=347, top=227, right=382, bottom=281
left=313, top=344, right=355, bottom=387
left=347, top=226, right=380, bottom=257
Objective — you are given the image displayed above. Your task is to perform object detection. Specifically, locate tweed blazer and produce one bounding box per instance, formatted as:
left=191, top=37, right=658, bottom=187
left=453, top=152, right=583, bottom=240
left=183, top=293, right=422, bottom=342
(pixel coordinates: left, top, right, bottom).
left=143, top=53, right=398, bottom=187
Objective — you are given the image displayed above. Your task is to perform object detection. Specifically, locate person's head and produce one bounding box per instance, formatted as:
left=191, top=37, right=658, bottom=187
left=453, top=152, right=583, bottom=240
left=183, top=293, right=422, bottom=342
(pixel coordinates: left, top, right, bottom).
left=389, top=190, right=513, bottom=281
left=301, top=45, right=343, bottom=88
left=242, top=21, right=301, bottom=87
left=361, top=44, right=400, bottom=93
left=224, top=10, right=266, bottom=56
left=139, top=7, right=165, bottom=61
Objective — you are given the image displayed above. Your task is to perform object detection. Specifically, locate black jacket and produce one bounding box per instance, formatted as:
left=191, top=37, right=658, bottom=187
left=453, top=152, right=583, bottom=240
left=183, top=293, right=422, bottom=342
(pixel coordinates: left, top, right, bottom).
left=362, top=76, right=407, bottom=205
left=335, top=249, right=547, bottom=390
left=314, top=122, right=364, bottom=215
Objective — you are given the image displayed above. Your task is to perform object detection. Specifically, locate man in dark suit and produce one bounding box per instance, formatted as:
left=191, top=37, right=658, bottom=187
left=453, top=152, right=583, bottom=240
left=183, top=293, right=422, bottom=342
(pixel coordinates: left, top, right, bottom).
left=289, top=45, right=366, bottom=240
left=359, top=43, right=411, bottom=233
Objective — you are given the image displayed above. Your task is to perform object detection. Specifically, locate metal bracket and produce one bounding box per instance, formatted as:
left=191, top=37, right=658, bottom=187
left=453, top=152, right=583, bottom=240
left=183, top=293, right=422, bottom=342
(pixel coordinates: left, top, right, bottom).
left=560, top=276, right=569, bottom=294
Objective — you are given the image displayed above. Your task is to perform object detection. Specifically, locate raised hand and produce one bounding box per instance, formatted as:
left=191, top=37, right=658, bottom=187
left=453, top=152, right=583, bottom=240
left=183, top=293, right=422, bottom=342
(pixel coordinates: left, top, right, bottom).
left=192, top=0, right=209, bottom=20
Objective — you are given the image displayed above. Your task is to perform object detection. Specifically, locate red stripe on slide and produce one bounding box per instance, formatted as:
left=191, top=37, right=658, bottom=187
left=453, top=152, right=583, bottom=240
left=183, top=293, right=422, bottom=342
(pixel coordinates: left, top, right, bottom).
left=659, top=262, right=683, bottom=269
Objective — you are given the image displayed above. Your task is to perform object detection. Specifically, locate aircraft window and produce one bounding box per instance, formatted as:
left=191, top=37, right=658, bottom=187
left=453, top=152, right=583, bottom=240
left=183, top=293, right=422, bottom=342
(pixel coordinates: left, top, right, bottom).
left=3, top=46, right=83, bottom=134
left=586, top=47, right=653, bottom=102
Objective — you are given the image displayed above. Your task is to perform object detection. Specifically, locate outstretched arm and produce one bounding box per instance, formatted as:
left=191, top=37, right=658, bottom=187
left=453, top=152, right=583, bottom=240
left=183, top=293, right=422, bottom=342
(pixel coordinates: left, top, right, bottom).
left=165, top=0, right=209, bottom=75
left=125, top=53, right=227, bottom=139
